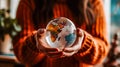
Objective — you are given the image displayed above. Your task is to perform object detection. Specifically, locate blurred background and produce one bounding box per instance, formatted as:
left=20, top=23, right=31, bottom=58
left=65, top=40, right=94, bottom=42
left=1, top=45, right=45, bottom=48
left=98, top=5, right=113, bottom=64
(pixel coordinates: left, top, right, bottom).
left=0, top=0, right=120, bottom=67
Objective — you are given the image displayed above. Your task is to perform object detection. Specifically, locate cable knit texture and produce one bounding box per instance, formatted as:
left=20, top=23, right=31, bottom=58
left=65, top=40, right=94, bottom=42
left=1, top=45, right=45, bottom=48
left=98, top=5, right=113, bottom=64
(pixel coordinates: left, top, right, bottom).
left=13, top=0, right=110, bottom=67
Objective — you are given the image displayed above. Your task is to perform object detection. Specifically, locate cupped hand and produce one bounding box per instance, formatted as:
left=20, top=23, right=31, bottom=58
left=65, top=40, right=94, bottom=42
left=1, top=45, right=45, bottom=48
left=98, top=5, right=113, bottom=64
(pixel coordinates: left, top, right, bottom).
left=36, top=28, right=63, bottom=58
left=63, top=28, right=84, bottom=57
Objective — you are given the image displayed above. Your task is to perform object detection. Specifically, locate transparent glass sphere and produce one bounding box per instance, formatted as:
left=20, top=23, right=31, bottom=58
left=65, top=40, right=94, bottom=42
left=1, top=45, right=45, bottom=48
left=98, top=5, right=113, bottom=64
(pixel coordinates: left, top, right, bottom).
left=45, top=17, right=77, bottom=50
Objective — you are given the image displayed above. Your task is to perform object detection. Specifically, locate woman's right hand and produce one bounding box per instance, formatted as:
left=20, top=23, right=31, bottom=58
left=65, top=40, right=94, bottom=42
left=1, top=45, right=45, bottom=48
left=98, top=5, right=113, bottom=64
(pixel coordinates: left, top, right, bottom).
left=35, top=29, right=63, bottom=58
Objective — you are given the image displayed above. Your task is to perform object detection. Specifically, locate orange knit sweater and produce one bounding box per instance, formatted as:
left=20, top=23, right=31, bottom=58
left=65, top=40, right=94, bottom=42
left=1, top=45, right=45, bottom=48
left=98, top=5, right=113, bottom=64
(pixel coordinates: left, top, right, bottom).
left=13, top=0, right=110, bottom=67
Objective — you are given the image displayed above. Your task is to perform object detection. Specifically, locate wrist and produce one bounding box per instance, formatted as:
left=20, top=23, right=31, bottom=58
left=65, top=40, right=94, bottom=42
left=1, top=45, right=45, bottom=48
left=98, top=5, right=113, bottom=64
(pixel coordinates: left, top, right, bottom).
left=25, top=32, right=39, bottom=52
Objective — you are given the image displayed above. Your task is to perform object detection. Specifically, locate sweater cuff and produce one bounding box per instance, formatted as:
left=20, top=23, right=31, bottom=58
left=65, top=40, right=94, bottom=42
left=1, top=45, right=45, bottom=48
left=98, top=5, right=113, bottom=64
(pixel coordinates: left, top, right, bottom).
left=22, top=31, right=45, bottom=65
left=77, top=31, right=94, bottom=57
left=25, top=31, right=40, bottom=52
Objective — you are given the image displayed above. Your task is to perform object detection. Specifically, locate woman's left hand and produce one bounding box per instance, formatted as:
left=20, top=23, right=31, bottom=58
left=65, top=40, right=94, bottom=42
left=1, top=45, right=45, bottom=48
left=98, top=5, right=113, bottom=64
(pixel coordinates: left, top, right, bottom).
left=63, top=28, right=84, bottom=57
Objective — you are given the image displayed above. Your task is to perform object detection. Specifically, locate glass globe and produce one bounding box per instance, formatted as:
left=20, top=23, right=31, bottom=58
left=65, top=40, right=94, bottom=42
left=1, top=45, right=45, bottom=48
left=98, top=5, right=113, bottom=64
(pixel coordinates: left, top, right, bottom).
left=45, top=17, right=77, bottom=50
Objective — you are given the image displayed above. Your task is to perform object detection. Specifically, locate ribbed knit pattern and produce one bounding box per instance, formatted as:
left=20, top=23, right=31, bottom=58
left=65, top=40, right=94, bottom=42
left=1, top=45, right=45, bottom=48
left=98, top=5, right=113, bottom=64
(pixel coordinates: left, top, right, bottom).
left=13, top=0, right=110, bottom=67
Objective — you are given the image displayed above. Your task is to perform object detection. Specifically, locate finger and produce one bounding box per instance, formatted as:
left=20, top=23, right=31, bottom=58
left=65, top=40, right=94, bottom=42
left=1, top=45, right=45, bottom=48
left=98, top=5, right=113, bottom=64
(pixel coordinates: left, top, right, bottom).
left=38, top=38, right=50, bottom=48
left=64, top=48, right=74, bottom=52
left=37, top=42, right=58, bottom=52
left=47, top=51, right=63, bottom=58
left=63, top=51, right=75, bottom=57
left=48, top=51, right=62, bottom=54
left=37, top=31, right=51, bottom=48
left=77, top=28, right=83, bottom=37
left=38, top=40, right=58, bottom=52
left=37, top=28, right=46, bottom=34
left=39, top=47, right=59, bottom=54
left=45, top=48, right=58, bottom=52
left=37, top=37, right=48, bottom=50
left=37, top=29, right=46, bottom=38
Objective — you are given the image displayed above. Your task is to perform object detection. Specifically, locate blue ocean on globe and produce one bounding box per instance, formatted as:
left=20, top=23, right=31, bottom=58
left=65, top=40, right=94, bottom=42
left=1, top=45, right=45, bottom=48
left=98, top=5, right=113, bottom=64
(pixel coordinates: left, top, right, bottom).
left=65, top=33, right=76, bottom=46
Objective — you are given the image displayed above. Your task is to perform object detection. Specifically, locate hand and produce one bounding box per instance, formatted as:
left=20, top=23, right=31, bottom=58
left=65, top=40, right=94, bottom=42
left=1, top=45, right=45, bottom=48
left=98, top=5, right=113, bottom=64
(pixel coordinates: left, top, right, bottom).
left=36, top=29, right=63, bottom=58
left=63, top=28, right=84, bottom=57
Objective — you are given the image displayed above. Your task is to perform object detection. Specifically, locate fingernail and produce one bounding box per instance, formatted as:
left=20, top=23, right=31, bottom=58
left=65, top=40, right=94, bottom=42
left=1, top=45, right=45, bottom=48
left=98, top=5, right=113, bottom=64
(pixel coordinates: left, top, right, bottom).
left=38, top=29, right=45, bottom=34
left=77, top=28, right=82, bottom=37
left=78, top=32, right=82, bottom=37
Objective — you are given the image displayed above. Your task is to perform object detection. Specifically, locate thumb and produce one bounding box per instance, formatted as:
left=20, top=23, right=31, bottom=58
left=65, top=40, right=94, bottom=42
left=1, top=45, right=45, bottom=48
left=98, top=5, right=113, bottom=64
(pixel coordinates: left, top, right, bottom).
left=37, top=28, right=46, bottom=34
left=77, top=28, right=83, bottom=37
left=37, top=28, right=46, bottom=38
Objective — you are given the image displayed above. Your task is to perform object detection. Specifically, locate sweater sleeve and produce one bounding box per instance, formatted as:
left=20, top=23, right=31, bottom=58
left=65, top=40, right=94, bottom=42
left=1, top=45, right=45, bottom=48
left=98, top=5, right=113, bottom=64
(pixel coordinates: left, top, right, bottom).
left=13, top=0, right=45, bottom=65
left=74, top=0, right=110, bottom=65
